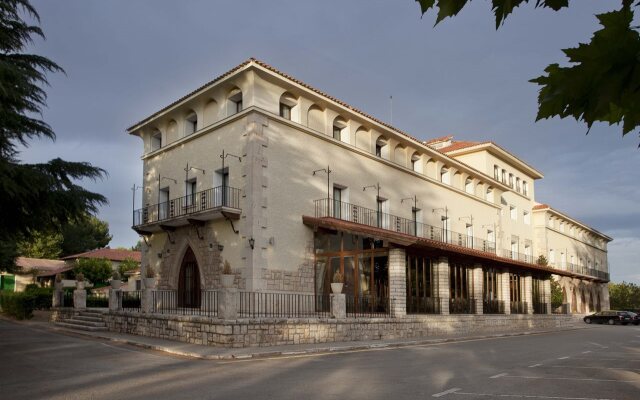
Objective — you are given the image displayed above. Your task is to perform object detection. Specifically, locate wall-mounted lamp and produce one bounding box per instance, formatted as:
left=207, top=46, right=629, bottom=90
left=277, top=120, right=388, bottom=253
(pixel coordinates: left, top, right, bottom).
left=249, top=237, right=255, bottom=250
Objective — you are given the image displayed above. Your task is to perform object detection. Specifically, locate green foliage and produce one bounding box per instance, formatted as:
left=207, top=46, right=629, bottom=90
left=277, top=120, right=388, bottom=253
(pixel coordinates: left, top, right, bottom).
left=416, top=0, right=640, bottom=141
left=550, top=279, right=563, bottom=309
left=24, top=285, right=52, bottom=310
left=16, top=230, right=63, bottom=259
left=74, top=258, right=111, bottom=285
left=0, top=0, right=107, bottom=273
left=0, top=291, right=35, bottom=319
left=131, top=240, right=143, bottom=251
left=536, top=255, right=548, bottom=266
left=60, top=214, right=112, bottom=256
left=609, top=281, right=640, bottom=310
left=118, top=257, right=139, bottom=282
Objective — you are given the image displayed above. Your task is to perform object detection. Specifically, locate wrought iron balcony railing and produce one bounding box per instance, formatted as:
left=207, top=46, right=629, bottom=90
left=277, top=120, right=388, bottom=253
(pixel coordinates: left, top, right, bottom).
left=499, top=249, right=534, bottom=264
left=133, top=186, right=241, bottom=227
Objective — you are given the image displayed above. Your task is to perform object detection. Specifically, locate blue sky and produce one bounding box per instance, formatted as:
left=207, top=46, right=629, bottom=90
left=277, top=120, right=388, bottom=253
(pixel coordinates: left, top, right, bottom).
left=22, top=1, right=639, bottom=282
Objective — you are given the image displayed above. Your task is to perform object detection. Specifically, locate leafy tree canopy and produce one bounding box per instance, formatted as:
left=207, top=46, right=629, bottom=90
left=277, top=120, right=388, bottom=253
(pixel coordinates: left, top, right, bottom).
left=416, top=0, right=640, bottom=141
left=609, top=281, right=640, bottom=310
left=73, top=258, right=111, bottom=286
left=118, top=257, right=139, bottom=282
left=16, top=230, right=63, bottom=259
left=0, top=0, right=107, bottom=272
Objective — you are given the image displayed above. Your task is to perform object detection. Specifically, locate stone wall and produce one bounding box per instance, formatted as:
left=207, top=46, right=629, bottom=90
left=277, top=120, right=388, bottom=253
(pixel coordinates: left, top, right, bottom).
left=105, top=312, right=576, bottom=348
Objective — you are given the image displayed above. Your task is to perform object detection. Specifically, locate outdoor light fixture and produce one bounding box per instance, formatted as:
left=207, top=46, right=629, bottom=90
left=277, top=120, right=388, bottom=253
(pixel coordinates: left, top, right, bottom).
left=249, top=237, right=255, bottom=249
left=218, top=244, right=224, bottom=252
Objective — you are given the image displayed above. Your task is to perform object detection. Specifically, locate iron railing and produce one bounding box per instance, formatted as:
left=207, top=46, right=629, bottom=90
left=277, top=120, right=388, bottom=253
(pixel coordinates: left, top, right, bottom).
left=61, top=291, right=73, bottom=307
left=510, top=301, right=528, bottom=314
left=406, top=297, right=441, bottom=314
left=86, top=292, right=108, bottom=308
left=133, top=186, right=241, bottom=227
left=239, top=292, right=331, bottom=318
left=346, top=295, right=391, bottom=318
left=499, top=250, right=534, bottom=264
left=449, top=297, right=475, bottom=314
left=532, top=301, right=548, bottom=314
left=152, top=290, right=218, bottom=317
left=483, top=299, right=505, bottom=314
left=315, top=198, right=496, bottom=254
left=118, top=290, right=142, bottom=312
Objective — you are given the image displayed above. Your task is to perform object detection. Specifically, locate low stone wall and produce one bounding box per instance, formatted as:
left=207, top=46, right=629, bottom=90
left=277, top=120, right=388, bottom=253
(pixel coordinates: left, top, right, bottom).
left=104, top=312, right=576, bottom=348
left=50, top=308, right=75, bottom=322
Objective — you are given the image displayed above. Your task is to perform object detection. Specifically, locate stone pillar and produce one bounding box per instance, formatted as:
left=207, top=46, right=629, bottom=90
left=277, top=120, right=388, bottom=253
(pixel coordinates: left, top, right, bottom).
left=575, top=281, right=584, bottom=314
left=52, top=288, right=62, bottom=308
left=543, top=278, right=552, bottom=314
left=330, top=293, right=346, bottom=319
left=109, top=289, right=120, bottom=312
left=218, top=288, right=238, bottom=320
left=523, top=274, right=533, bottom=314
left=388, top=248, right=406, bottom=318
left=472, top=264, right=483, bottom=314
left=434, top=256, right=450, bottom=315
left=500, top=272, right=511, bottom=315
left=600, top=283, right=610, bottom=310
left=141, top=289, right=154, bottom=313
left=73, top=289, right=86, bottom=310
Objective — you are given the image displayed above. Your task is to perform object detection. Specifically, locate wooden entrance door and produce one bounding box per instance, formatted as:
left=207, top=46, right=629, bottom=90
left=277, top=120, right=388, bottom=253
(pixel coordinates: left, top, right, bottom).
left=178, top=247, right=201, bottom=308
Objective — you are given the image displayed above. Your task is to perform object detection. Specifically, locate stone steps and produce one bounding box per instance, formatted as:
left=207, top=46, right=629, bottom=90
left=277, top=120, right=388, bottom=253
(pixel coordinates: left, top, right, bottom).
left=54, top=310, right=108, bottom=332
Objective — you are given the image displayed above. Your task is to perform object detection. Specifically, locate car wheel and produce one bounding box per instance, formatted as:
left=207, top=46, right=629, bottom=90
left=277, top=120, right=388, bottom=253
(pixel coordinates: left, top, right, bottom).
left=608, top=319, right=615, bottom=325
left=585, top=318, right=591, bottom=324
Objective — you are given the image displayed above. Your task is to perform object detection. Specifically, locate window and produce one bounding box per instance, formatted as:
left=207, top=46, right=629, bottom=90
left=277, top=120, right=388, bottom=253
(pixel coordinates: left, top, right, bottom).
left=411, top=153, right=421, bottom=173
left=333, top=125, right=342, bottom=140
left=466, top=224, right=473, bottom=248
left=159, top=187, right=170, bottom=220
left=494, top=165, right=500, bottom=180
left=214, top=168, right=230, bottom=206
left=560, top=222, right=565, bottom=232
left=508, top=173, right=514, bottom=188
left=515, top=177, right=521, bottom=192
left=549, top=249, right=555, bottom=264
left=440, top=166, right=451, bottom=185
left=375, top=137, right=388, bottom=159
left=548, top=217, right=553, bottom=228
left=186, top=179, right=197, bottom=206
left=570, top=255, right=575, bottom=266
left=333, top=186, right=343, bottom=219
left=228, top=89, right=242, bottom=115
left=510, top=237, right=518, bottom=260
left=465, top=178, right=473, bottom=194
left=523, top=210, right=530, bottom=225
left=185, top=112, right=197, bottom=135
left=151, top=130, right=162, bottom=151
left=377, top=198, right=389, bottom=229
left=510, top=205, right=517, bottom=220
left=569, top=226, right=575, bottom=236
left=442, top=216, right=451, bottom=243
left=501, top=169, right=507, bottom=184
left=486, top=187, right=494, bottom=203
left=279, top=103, right=291, bottom=120
left=523, top=181, right=529, bottom=196
left=560, top=252, right=566, bottom=268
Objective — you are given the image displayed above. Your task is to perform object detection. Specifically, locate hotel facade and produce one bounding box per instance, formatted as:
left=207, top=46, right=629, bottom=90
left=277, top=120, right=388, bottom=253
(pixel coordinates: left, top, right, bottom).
left=128, top=59, right=612, bottom=321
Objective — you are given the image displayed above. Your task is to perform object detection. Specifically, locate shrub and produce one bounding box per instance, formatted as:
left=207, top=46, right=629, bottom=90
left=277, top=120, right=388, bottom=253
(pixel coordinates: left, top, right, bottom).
left=118, top=257, right=139, bottom=281
left=24, top=283, right=40, bottom=291
left=73, top=258, right=111, bottom=285
left=0, top=292, right=36, bottom=320
left=24, top=286, right=53, bottom=310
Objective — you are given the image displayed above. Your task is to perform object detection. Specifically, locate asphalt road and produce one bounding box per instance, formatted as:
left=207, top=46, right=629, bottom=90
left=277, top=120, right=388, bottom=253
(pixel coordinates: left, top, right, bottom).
left=1, top=319, right=639, bottom=400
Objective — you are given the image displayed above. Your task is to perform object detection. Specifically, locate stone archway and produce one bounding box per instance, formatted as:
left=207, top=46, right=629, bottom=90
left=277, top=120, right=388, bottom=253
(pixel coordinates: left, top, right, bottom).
left=178, top=247, right=201, bottom=308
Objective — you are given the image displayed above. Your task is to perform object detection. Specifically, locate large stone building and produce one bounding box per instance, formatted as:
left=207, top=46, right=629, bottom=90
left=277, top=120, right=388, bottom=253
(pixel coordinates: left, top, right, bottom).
left=128, top=58, right=611, bottom=317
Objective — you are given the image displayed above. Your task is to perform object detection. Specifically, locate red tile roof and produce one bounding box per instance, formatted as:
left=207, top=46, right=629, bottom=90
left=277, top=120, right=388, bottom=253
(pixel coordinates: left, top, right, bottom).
left=62, top=248, right=141, bottom=263
left=533, top=204, right=550, bottom=210
left=438, top=141, right=484, bottom=153
left=424, top=135, right=454, bottom=145
left=15, top=257, right=66, bottom=272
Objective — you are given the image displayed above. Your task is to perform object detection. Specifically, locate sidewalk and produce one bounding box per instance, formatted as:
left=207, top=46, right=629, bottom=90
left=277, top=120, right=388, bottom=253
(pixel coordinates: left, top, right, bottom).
left=8, top=312, right=587, bottom=361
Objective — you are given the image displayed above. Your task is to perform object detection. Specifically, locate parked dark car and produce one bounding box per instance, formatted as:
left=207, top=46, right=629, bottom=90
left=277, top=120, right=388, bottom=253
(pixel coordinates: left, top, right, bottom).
left=583, top=311, right=632, bottom=325
left=625, top=311, right=640, bottom=325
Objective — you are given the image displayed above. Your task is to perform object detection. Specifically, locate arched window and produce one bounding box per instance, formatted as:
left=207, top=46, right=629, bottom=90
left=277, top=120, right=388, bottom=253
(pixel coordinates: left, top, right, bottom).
left=279, top=92, right=298, bottom=121
left=307, top=104, right=324, bottom=132
left=440, top=166, right=451, bottom=185
left=465, top=177, right=473, bottom=194
left=332, top=116, right=348, bottom=143
left=151, top=129, right=162, bottom=151
left=375, top=136, right=388, bottom=159
left=227, top=87, right=243, bottom=115
left=185, top=111, right=197, bottom=136
left=411, top=152, right=422, bottom=173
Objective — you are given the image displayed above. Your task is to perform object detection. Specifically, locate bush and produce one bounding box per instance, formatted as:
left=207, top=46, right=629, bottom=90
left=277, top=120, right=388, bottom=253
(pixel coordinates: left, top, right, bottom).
left=24, top=286, right=53, bottom=310
left=0, top=292, right=36, bottom=320
left=74, top=258, right=111, bottom=285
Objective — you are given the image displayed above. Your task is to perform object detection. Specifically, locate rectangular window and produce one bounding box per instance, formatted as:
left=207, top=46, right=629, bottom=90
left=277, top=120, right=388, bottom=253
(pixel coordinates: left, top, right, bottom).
left=186, top=179, right=197, bottom=207
left=375, top=143, right=382, bottom=157
left=516, top=177, right=521, bottom=192
left=494, top=165, right=499, bottom=180
left=523, top=181, right=528, bottom=196
left=279, top=103, right=292, bottom=120
left=523, top=210, right=530, bottom=225
left=159, top=187, right=170, bottom=220
left=377, top=198, right=389, bottom=229
left=501, top=169, right=507, bottom=184
left=508, top=173, right=514, bottom=188
left=548, top=217, right=553, bottom=228
left=235, top=99, right=243, bottom=113
left=549, top=249, right=555, bottom=264
left=332, top=186, right=343, bottom=219
left=560, top=222, right=565, bottom=232
left=333, top=126, right=342, bottom=140
left=510, top=205, right=517, bottom=220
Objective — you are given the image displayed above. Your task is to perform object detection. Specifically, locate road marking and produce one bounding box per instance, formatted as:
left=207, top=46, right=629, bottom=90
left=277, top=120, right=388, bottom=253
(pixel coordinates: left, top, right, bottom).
left=548, top=365, right=640, bottom=372
left=528, top=364, right=542, bottom=368
left=558, top=356, right=569, bottom=360
left=498, top=374, right=639, bottom=383
left=588, top=342, right=607, bottom=349
left=490, top=373, right=508, bottom=378
left=432, top=388, right=461, bottom=397
left=562, top=357, right=640, bottom=362
left=451, top=391, right=615, bottom=399
left=581, top=351, right=592, bottom=354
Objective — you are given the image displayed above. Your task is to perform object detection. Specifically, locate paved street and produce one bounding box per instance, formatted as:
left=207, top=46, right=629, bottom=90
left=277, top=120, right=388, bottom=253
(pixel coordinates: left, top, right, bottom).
left=1, top=319, right=639, bottom=400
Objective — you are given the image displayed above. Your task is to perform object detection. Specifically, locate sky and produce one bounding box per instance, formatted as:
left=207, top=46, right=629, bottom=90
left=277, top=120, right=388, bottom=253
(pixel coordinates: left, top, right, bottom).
left=20, top=0, right=639, bottom=282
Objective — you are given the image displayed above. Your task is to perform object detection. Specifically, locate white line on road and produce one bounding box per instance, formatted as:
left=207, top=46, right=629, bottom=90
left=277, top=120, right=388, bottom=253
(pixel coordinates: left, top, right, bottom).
left=563, top=357, right=640, bottom=362
left=548, top=365, right=640, bottom=372
left=498, top=374, right=639, bottom=383
left=528, top=364, right=542, bottom=368
left=490, top=373, right=508, bottom=378
left=432, top=388, right=461, bottom=397
left=451, top=391, right=615, bottom=399
left=582, top=351, right=592, bottom=354
left=588, top=342, right=607, bottom=349
left=558, top=356, right=570, bottom=360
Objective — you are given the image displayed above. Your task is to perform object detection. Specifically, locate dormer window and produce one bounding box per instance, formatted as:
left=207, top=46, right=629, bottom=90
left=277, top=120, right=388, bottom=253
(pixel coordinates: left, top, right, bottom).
left=185, top=112, right=197, bottom=136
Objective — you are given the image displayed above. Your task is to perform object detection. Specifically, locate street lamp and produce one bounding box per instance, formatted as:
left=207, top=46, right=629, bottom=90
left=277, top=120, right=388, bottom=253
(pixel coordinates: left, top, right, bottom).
left=401, top=195, right=418, bottom=235
left=312, top=165, right=332, bottom=217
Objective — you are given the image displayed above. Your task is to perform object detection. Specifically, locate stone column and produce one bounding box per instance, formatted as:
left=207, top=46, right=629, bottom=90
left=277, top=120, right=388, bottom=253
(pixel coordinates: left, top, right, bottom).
left=472, top=263, right=483, bottom=314
left=434, top=256, right=450, bottom=315
left=109, top=289, right=120, bottom=312
left=543, top=278, right=552, bottom=314
left=388, top=248, right=406, bottom=318
left=523, top=274, right=533, bottom=314
left=52, top=287, right=63, bottom=308
left=73, top=289, right=86, bottom=310
left=575, top=281, right=584, bottom=314
left=218, top=288, right=238, bottom=320
left=500, top=271, right=511, bottom=315
left=600, top=283, right=610, bottom=310
left=141, top=289, right=154, bottom=313
left=330, top=293, right=346, bottom=319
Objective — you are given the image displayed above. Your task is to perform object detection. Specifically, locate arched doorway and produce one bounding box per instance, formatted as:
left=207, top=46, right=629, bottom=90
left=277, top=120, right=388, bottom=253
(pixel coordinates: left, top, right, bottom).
left=178, top=247, right=201, bottom=308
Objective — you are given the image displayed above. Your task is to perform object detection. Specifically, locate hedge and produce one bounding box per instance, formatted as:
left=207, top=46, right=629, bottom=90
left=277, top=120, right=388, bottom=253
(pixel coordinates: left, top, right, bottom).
left=0, top=292, right=36, bottom=320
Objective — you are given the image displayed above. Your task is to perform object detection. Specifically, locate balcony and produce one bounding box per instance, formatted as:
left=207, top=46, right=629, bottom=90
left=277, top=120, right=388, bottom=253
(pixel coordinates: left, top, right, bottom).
left=133, top=186, right=241, bottom=233
left=313, top=198, right=496, bottom=253
left=499, top=249, right=534, bottom=264
left=553, top=262, right=610, bottom=281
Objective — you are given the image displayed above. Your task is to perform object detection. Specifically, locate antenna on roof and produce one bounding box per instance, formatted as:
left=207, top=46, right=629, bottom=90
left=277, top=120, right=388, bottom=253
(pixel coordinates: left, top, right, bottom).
left=389, top=95, right=393, bottom=125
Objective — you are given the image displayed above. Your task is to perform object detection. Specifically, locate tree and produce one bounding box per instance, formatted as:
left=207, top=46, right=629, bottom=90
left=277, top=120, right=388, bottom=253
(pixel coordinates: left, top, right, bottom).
left=118, top=257, right=139, bottom=282
left=609, top=281, right=640, bottom=310
left=416, top=0, right=640, bottom=141
left=0, top=0, right=107, bottom=273
left=131, top=240, right=143, bottom=252
left=73, top=258, right=111, bottom=286
left=59, top=214, right=112, bottom=256
left=16, top=230, right=63, bottom=259
left=550, top=279, right=563, bottom=310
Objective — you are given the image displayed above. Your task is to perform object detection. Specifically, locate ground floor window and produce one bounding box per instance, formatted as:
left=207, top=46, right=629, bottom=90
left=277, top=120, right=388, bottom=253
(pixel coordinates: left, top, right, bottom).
left=483, top=267, right=503, bottom=313
left=510, top=272, right=526, bottom=314
left=450, top=263, right=473, bottom=314
left=406, top=254, right=438, bottom=313
left=532, top=275, right=547, bottom=314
